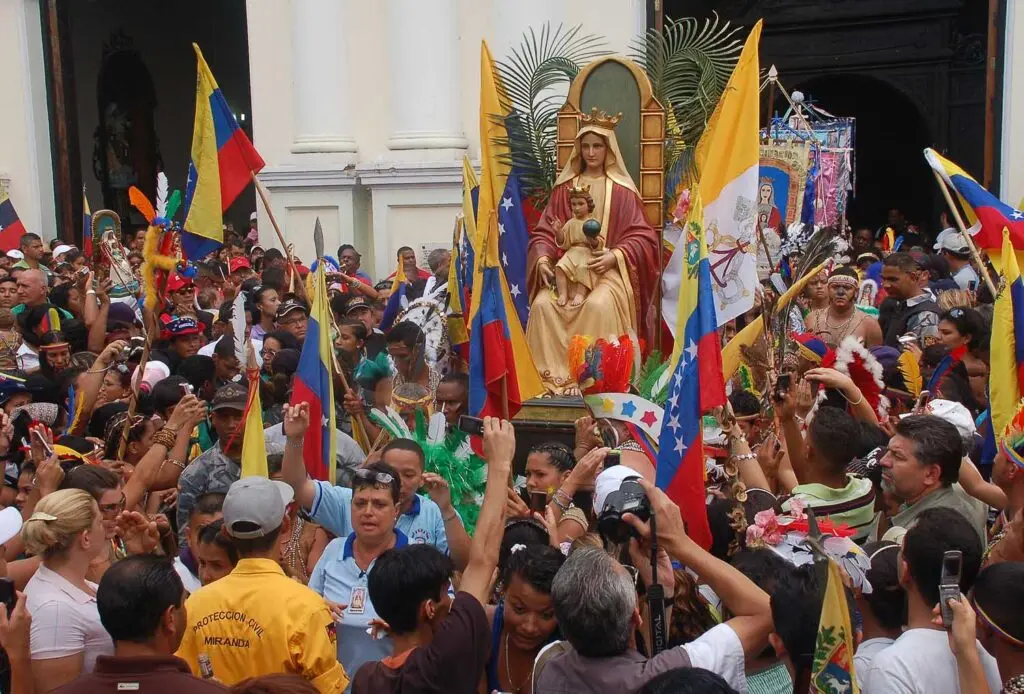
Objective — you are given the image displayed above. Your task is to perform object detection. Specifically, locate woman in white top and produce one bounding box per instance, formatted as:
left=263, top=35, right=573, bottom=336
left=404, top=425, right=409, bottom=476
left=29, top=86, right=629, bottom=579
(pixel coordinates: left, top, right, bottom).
left=21, top=488, right=114, bottom=691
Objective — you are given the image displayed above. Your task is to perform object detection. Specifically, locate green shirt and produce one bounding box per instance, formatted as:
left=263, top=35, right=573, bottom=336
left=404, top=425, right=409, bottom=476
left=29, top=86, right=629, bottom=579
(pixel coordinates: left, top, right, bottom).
left=785, top=474, right=876, bottom=543
left=11, top=304, right=72, bottom=319
left=11, top=260, right=51, bottom=276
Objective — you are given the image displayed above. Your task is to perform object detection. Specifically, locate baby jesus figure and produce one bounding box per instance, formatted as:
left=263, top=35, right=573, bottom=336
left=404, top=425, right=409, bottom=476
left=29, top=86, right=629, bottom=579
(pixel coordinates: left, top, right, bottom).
left=554, top=186, right=603, bottom=308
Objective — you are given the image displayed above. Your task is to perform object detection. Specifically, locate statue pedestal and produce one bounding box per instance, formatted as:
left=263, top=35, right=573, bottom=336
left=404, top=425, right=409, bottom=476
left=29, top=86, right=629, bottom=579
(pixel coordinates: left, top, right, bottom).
left=508, top=396, right=588, bottom=473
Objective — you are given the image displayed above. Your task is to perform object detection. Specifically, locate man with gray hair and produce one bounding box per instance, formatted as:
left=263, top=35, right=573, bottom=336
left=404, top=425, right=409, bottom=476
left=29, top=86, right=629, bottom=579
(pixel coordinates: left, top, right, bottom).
left=408, top=248, right=452, bottom=301
left=533, top=478, right=772, bottom=693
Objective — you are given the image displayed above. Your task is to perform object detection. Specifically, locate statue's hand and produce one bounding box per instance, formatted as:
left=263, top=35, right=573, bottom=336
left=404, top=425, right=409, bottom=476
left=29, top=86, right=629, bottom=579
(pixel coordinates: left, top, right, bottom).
left=587, top=250, right=617, bottom=275
left=537, top=259, right=556, bottom=287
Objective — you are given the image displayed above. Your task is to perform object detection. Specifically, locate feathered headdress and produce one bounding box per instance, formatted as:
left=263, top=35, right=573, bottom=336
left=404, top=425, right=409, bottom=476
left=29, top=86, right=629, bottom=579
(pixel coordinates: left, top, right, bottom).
left=567, top=334, right=634, bottom=396
left=999, top=400, right=1024, bottom=471
left=926, top=344, right=968, bottom=396
left=354, top=352, right=396, bottom=390
left=817, top=336, right=889, bottom=421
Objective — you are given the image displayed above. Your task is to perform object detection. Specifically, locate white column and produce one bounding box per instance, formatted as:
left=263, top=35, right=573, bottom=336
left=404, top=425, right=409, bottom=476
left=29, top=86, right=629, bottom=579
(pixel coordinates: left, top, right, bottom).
left=490, top=0, right=565, bottom=65
left=386, top=0, right=467, bottom=159
left=290, top=0, right=358, bottom=156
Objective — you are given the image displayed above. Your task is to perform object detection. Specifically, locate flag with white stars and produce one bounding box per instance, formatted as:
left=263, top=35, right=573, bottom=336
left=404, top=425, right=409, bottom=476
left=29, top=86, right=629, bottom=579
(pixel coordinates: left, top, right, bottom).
left=925, top=147, right=1024, bottom=272
left=655, top=192, right=725, bottom=551
left=497, top=172, right=530, bottom=329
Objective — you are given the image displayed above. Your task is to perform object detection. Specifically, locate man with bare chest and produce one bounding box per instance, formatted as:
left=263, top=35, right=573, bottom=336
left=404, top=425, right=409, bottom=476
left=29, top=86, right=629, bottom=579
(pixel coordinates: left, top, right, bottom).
left=807, top=266, right=883, bottom=349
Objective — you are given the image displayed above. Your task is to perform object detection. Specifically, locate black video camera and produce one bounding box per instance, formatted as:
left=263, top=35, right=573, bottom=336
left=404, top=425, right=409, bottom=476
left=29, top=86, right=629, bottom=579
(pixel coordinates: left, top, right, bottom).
left=597, top=478, right=651, bottom=544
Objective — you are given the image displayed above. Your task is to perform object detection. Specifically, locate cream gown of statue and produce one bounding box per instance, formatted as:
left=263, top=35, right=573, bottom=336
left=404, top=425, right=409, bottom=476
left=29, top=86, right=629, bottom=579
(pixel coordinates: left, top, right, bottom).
left=526, top=123, right=641, bottom=393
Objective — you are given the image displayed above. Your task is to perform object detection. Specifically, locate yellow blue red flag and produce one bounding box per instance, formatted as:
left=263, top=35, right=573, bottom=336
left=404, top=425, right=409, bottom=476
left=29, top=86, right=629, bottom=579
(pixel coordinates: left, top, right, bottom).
left=990, top=229, right=1024, bottom=436
left=289, top=255, right=337, bottom=483
left=811, top=559, right=859, bottom=693
left=182, top=44, right=265, bottom=260
left=468, top=42, right=542, bottom=420
left=925, top=148, right=1024, bottom=271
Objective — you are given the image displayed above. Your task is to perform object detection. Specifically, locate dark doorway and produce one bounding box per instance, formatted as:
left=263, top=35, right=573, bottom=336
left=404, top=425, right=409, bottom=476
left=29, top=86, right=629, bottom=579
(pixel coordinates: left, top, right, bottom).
left=41, top=0, right=254, bottom=243
left=792, top=74, right=934, bottom=233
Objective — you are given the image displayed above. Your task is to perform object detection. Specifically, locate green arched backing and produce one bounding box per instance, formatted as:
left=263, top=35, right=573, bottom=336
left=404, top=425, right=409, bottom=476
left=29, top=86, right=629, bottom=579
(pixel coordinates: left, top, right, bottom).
left=580, top=61, right=641, bottom=184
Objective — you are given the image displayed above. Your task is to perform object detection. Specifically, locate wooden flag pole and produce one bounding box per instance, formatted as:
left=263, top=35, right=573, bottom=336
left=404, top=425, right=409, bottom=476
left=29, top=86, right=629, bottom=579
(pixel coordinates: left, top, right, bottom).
left=251, top=173, right=308, bottom=302
left=929, top=169, right=998, bottom=297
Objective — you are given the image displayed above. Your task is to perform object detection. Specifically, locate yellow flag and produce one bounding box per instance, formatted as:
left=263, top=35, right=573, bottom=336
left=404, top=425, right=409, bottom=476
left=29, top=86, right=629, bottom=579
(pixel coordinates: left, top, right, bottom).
left=990, top=229, right=1024, bottom=436
left=240, top=368, right=268, bottom=478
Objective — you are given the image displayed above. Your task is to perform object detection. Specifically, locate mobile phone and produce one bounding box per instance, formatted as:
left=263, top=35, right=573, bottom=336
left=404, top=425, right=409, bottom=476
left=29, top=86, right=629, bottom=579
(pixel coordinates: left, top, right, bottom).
left=528, top=491, right=548, bottom=513
left=0, top=578, right=15, bottom=615
left=457, top=415, right=484, bottom=437
left=603, top=451, right=621, bottom=469
left=939, top=549, right=963, bottom=629
left=773, top=373, right=792, bottom=402
left=913, top=389, right=930, bottom=414
left=898, top=333, right=919, bottom=346
left=180, top=383, right=194, bottom=397
left=31, top=428, right=53, bottom=458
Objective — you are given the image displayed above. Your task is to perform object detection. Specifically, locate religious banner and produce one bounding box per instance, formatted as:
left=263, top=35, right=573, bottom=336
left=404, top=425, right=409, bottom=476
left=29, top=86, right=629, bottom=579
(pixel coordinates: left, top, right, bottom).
left=759, top=141, right=810, bottom=230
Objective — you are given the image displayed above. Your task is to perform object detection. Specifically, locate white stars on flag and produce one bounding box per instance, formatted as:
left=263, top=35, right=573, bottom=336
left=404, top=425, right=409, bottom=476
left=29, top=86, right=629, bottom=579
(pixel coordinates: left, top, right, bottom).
left=685, top=340, right=698, bottom=364
left=501, top=197, right=513, bottom=211
left=498, top=222, right=506, bottom=236
left=674, top=437, right=687, bottom=454
left=1013, top=209, right=1024, bottom=221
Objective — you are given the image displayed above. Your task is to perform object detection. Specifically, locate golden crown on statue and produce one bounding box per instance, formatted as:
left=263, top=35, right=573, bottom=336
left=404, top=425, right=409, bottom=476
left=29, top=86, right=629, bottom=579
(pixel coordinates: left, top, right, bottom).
left=568, top=184, right=592, bottom=195
left=580, top=107, right=623, bottom=129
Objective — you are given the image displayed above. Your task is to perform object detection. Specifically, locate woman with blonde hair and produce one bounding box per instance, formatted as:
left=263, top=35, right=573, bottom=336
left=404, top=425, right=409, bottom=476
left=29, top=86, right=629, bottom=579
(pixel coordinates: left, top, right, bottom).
left=22, top=488, right=114, bottom=691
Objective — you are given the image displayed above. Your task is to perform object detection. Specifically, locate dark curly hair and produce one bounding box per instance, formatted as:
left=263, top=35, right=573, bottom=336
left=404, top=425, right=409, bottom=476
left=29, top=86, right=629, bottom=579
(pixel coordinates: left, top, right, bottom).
left=501, top=543, right=565, bottom=597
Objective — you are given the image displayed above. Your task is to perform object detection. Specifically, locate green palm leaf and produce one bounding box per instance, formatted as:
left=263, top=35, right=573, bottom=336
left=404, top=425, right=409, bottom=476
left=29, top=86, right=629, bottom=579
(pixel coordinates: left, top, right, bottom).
left=492, top=23, right=609, bottom=206
left=630, top=14, right=743, bottom=186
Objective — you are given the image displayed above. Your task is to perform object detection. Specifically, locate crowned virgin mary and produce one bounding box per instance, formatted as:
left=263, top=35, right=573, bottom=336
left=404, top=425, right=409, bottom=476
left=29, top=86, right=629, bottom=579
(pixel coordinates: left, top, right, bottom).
left=526, top=110, right=660, bottom=394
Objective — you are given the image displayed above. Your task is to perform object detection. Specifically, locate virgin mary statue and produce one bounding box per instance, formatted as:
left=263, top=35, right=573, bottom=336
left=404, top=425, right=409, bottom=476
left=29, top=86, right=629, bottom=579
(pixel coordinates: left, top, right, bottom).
left=526, top=110, right=660, bottom=394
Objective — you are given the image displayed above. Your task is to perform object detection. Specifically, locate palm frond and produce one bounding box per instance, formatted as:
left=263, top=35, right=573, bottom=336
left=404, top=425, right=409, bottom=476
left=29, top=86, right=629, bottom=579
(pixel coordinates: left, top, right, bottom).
left=630, top=14, right=743, bottom=185
left=493, top=23, right=609, bottom=205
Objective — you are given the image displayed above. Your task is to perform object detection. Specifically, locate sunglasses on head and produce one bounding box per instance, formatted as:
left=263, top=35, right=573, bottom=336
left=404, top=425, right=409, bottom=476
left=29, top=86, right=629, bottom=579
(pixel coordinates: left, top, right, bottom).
left=353, top=469, right=394, bottom=486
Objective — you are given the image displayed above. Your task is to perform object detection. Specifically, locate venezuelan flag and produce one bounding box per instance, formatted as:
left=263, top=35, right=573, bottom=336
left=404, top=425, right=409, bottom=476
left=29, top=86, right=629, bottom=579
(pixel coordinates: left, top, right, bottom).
left=461, top=155, right=479, bottom=308
left=240, top=368, right=268, bottom=478
left=289, top=259, right=337, bottom=483
left=448, top=218, right=469, bottom=359
left=467, top=42, right=542, bottom=420
left=811, top=560, right=860, bottom=693
left=82, top=189, right=92, bottom=258
left=379, top=263, right=409, bottom=332
left=656, top=194, right=725, bottom=550
left=924, top=148, right=1024, bottom=271
left=0, top=196, right=26, bottom=253
left=182, top=44, right=265, bottom=260
left=990, top=229, right=1024, bottom=436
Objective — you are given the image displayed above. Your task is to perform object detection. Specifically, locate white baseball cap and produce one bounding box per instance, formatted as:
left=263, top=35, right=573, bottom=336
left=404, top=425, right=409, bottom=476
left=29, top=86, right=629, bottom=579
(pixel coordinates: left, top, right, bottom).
left=6, top=250, right=23, bottom=260
left=52, top=244, right=75, bottom=258
left=249, top=211, right=258, bottom=222
left=0, top=507, right=23, bottom=545
left=594, top=465, right=643, bottom=515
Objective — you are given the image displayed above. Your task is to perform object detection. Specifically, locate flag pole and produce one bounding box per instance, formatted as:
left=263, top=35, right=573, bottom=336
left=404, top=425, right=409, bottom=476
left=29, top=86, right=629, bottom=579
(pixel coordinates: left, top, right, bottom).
left=251, top=172, right=308, bottom=302
left=929, top=169, right=998, bottom=297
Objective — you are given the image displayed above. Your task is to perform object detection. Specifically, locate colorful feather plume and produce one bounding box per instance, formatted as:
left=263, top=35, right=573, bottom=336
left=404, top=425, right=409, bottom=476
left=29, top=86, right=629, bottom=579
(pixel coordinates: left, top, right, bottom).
left=926, top=344, right=967, bottom=395
left=896, top=350, right=922, bottom=398
left=128, top=187, right=155, bottom=224
left=155, top=172, right=169, bottom=220
left=354, top=352, right=396, bottom=390
left=568, top=334, right=634, bottom=395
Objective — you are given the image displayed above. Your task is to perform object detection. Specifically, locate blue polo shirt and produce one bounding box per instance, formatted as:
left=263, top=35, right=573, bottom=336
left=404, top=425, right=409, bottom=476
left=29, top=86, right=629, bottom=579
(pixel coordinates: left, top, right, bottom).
left=309, top=529, right=408, bottom=691
left=307, top=480, right=450, bottom=552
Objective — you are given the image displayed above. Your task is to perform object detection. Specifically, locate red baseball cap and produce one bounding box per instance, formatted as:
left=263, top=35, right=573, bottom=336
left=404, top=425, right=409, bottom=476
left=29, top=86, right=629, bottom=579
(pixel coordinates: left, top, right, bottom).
left=228, top=257, right=252, bottom=273
left=166, top=273, right=193, bottom=293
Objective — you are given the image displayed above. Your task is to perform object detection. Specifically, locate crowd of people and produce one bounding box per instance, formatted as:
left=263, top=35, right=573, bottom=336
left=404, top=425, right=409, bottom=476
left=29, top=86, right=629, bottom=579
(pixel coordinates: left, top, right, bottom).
left=0, top=210, right=1018, bottom=694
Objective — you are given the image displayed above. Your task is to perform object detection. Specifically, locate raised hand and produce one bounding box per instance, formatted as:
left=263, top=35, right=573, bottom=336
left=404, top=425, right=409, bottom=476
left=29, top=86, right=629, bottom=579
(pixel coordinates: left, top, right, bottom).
left=342, top=389, right=365, bottom=416
left=505, top=488, right=531, bottom=519
left=0, top=591, right=31, bottom=660
left=482, top=417, right=515, bottom=466
left=284, top=402, right=311, bottom=439
left=117, top=510, right=161, bottom=555
left=421, top=472, right=453, bottom=513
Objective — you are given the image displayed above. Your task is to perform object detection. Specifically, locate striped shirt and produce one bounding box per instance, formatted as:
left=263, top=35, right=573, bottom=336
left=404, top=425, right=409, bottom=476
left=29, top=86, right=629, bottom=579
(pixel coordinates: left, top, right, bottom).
left=784, top=474, right=876, bottom=543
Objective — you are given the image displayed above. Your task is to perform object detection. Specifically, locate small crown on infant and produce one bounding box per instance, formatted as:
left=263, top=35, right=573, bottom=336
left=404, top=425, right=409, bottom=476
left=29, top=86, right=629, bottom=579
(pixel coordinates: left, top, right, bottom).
left=568, top=185, right=592, bottom=196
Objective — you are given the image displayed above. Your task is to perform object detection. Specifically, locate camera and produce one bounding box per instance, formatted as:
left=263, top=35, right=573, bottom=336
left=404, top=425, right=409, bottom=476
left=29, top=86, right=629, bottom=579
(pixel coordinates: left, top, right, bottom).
left=597, top=478, right=650, bottom=544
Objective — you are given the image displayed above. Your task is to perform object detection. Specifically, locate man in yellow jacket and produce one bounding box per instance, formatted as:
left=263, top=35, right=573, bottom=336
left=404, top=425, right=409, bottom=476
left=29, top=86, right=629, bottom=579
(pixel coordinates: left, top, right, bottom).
left=176, top=476, right=348, bottom=692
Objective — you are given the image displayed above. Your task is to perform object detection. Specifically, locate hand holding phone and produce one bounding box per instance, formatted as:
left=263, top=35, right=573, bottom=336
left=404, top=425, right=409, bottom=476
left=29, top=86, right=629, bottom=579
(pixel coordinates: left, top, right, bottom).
left=528, top=491, right=548, bottom=513
left=939, top=550, right=963, bottom=629
left=457, top=415, right=484, bottom=437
